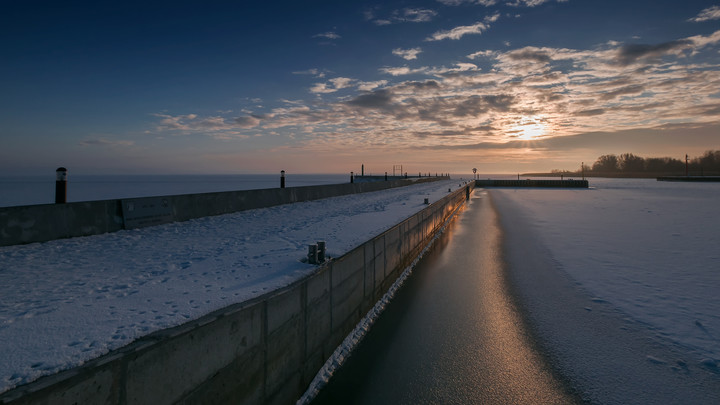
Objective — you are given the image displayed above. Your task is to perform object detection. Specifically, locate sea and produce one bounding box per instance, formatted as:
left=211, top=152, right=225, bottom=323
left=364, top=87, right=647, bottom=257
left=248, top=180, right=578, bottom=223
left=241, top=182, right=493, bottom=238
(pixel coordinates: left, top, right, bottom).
left=0, top=174, right=355, bottom=208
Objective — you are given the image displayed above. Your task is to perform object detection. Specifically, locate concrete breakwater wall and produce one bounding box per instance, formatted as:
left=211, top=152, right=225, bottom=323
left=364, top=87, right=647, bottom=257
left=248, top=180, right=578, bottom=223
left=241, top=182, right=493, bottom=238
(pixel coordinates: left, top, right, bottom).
left=0, top=183, right=473, bottom=405
left=475, top=179, right=589, bottom=188
left=0, top=177, right=447, bottom=247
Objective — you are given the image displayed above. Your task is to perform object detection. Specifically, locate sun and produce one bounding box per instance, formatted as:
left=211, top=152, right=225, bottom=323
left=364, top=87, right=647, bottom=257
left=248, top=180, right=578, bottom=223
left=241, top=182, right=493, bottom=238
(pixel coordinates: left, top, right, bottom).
left=514, top=116, right=547, bottom=140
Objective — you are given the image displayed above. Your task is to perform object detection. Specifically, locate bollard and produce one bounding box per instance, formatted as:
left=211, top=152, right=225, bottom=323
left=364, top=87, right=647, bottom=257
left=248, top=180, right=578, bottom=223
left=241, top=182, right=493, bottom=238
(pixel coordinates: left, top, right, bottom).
left=55, top=167, right=67, bottom=204
left=361, top=164, right=364, bottom=177
left=350, top=171, right=354, bottom=183
left=385, top=171, right=388, bottom=181
left=280, top=170, right=286, bottom=188
left=308, top=244, right=318, bottom=264
left=317, top=241, right=326, bottom=263
left=424, top=198, right=429, bottom=204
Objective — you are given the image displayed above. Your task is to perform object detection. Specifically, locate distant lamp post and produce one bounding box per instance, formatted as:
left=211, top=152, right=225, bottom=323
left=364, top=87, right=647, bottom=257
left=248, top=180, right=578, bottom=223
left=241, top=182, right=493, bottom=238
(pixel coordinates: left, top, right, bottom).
left=472, top=168, right=477, bottom=180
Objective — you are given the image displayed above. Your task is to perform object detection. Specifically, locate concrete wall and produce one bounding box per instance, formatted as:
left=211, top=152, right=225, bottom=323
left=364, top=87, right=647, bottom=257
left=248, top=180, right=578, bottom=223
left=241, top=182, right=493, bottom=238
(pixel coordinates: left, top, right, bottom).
left=475, top=179, right=588, bottom=188
left=0, top=177, right=448, bottom=247
left=0, top=183, right=473, bottom=405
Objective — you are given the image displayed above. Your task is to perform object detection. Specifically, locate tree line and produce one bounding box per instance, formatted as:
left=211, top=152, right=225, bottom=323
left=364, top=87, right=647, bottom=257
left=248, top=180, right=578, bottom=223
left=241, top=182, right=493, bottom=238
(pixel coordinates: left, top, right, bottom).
left=551, top=150, right=720, bottom=177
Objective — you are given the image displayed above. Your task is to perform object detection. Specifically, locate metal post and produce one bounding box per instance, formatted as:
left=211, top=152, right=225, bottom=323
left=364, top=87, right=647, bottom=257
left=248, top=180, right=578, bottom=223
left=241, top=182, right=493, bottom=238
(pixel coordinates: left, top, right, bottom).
left=55, top=167, right=67, bottom=204
left=280, top=170, right=286, bottom=188
left=385, top=172, right=388, bottom=181
left=350, top=171, right=354, bottom=183
left=317, top=241, right=326, bottom=263
left=362, top=164, right=364, bottom=177
left=308, top=244, right=318, bottom=265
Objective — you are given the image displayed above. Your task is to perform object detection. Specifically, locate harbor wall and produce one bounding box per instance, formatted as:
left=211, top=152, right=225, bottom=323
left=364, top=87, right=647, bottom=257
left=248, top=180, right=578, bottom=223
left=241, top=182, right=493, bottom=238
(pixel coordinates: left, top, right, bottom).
left=0, top=183, right=473, bottom=405
left=0, top=177, right=447, bottom=247
left=475, top=179, right=589, bottom=188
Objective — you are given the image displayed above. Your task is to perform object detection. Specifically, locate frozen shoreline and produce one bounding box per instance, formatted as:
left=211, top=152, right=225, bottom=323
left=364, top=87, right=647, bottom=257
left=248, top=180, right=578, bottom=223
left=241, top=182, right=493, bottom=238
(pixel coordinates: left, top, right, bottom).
left=492, top=180, right=720, bottom=404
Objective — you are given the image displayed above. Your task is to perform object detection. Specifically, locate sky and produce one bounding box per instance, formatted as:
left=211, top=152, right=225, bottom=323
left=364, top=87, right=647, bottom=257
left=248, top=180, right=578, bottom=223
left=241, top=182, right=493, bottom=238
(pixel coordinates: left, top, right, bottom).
left=2, top=0, right=720, bottom=176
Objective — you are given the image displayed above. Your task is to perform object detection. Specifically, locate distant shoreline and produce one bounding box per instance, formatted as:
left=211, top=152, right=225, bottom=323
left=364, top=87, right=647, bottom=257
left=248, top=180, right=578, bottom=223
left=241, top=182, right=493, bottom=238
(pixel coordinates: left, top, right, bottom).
left=521, top=172, right=720, bottom=179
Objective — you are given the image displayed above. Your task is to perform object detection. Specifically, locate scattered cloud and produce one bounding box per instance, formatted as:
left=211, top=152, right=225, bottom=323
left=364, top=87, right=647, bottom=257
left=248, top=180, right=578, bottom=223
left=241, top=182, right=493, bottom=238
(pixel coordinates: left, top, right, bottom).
left=393, top=47, right=423, bottom=60
left=436, top=0, right=497, bottom=5
left=367, top=7, right=437, bottom=25
left=292, top=68, right=327, bottom=78
left=310, top=77, right=356, bottom=94
left=357, top=80, right=388, bottom=91
left=426, top=21, right=490, bottom=41
left=313, top=32, right=340, bottom=40
left=154, top=29, right=720, bottom=153
left=689, top=5, right=720, bottom=22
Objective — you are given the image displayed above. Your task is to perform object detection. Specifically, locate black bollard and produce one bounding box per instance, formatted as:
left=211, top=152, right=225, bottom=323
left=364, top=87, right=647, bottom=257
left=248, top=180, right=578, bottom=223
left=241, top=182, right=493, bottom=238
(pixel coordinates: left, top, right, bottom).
left=317, top=241, right=326, bottom=263
left=385, top=171, right=388, bottom=181
left=280, top=170, right=285, bottom=188
left=350, top=171, right=354, bottom=183
left=55, top=167, right=67, bottom=204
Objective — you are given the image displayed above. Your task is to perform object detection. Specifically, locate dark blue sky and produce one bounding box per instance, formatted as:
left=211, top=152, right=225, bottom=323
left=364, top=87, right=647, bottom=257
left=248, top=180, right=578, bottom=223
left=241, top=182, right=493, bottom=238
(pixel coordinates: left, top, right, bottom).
left=2, top=0, right=719, bottom=174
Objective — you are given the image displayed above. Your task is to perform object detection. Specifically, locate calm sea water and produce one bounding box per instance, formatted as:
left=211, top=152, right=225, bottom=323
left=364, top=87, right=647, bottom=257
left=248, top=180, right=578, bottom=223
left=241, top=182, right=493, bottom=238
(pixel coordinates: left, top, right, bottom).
left=0, top=174, right=354, bottom=208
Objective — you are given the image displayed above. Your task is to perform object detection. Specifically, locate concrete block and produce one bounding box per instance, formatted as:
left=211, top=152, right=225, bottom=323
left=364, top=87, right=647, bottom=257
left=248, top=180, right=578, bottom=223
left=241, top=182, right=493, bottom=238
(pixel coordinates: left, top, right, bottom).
left=177, top=346, right=264, bottom=405
left=383, top=226, right=401, bottom=277
left=363, top=242, right=375, bottom=299
left=305, top=293, right=331, bottom=355
left=2, top=367, right=119, bottom=405
left=331, top=270, right=364, bottom=332
left=306, top=266, right=330, bottom=305
left=331, top=248, right=363, bottom=288
left=266, top=287, right=302, bottom=334
left=265, top=317, right=303, bottom=401
left=373, top=236, right=386, bottom=299
left=125, top=303, right=262, bottom=405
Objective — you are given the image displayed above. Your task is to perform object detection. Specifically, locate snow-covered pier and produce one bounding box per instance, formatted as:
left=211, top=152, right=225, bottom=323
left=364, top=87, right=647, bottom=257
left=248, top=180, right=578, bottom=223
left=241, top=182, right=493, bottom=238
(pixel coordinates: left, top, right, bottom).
left=0, top=179, right=471, bottom=404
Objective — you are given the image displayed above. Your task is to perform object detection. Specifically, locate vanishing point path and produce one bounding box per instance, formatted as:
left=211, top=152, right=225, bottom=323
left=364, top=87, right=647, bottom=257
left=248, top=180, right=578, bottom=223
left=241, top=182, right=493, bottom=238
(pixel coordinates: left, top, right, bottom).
left=311, top=189, right=582, bottom=404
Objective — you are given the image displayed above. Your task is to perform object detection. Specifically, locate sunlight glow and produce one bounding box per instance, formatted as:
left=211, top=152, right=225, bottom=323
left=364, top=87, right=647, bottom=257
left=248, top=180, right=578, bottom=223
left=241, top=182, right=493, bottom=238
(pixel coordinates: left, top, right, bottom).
left=514, top=116, right=547, bottom=140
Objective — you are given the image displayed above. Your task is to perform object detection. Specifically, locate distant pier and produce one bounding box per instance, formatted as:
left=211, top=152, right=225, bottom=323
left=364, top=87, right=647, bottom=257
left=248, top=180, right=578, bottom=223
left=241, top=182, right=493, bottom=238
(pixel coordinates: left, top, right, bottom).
left=657, top=176, right=720, bottom=182
left=475, top=179, right=589, bottom=188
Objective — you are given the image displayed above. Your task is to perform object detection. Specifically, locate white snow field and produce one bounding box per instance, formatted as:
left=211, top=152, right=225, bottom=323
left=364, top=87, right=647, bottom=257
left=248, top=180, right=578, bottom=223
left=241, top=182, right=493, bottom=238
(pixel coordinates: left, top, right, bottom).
left=492, top=178, right=720, bottom=403
left=0, top=179, right=462, bottom=394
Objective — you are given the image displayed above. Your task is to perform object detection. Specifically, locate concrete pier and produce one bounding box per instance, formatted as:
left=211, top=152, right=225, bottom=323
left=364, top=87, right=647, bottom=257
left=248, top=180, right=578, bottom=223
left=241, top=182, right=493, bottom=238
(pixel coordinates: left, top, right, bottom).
left=475, top=179, right=589, bottom=188
left=0, top=184, right=473, bottom=405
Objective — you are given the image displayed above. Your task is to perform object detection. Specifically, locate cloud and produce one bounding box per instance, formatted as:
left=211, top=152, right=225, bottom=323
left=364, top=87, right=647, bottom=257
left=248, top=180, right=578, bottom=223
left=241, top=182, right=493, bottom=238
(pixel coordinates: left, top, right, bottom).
left=292, top=68, right=327, bottom=78
left=426, top=21, right=490, bottom=41
left=393, top=47, right=423, bottom=60
left=313, top=32, right=340, bottom=40
left=689, top=5, right=720, bottom=22
left=357, top=80, right=388, bottom=91
left=310, top=77, right=355, bottom=94
left=399, top=8, right=437, bottom=23
left=367, top=7, right=437, bottom=25
left=614, top=40, right=695, bottom=65
left=152, top=28, right=720, bottom=155
left=346, top=89, right=395, bottom=109
left=379, top=66, right=429, bottom=76
left=234, top=116, right=261, bottom=128
left=507, top=0, right=564, bottom=6
left=436, top=0, right=497, bottom=5
left=467, top=50, right=497, bottom=59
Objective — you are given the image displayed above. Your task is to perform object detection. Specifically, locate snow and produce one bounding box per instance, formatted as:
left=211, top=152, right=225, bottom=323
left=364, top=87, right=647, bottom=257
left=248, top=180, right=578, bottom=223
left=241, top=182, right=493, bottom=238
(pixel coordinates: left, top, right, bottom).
left=3, top=176, right=719, bottom=401
left=0, top=179, right=463, bottom=394
left=491, top=178, right=720, bottom=403
left=491, top=178, right=720, bottom=362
